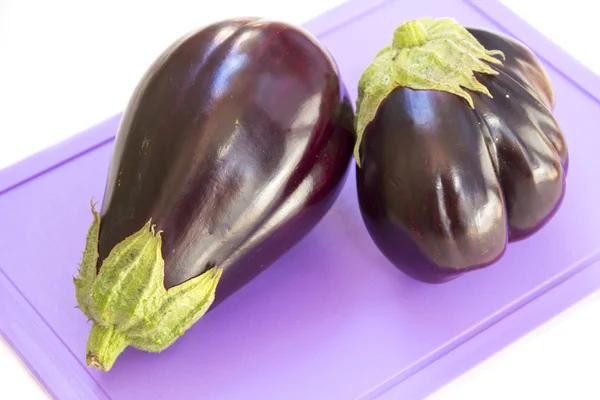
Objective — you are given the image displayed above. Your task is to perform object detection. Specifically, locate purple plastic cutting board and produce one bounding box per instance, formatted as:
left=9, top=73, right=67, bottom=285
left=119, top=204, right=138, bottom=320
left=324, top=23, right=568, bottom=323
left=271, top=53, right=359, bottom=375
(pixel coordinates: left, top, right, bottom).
left=1, top=0, right=600, bottom=399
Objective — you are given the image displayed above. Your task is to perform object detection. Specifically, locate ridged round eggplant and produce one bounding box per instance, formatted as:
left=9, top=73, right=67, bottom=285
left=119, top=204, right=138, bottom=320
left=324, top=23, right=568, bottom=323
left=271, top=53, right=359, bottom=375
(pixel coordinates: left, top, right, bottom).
left=73, top=17, right=355, bottom=371
left=354, top=18, right=568, bottom=283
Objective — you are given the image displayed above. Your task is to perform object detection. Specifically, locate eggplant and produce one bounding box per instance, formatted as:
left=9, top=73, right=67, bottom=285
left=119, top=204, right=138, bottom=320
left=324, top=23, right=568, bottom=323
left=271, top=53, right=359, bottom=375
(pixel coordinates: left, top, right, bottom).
left=74, top=17, right=355, bottom=371
left=354, top=18, right=568, bottom=283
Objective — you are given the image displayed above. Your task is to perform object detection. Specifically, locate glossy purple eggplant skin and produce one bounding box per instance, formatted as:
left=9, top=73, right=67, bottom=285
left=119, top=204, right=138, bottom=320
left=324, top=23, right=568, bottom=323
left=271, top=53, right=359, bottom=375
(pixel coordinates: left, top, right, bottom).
left=97, top=18, right=355, bottom=303
left=356, top=28, right=568, bottom=283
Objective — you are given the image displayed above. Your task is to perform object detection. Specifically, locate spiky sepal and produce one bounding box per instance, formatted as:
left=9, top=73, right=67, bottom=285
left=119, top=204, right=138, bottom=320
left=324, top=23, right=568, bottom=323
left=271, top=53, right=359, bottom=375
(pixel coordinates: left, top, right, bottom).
left=73, top=202, right=222, bottom=372
left=354, top=17, right=506, bottom=166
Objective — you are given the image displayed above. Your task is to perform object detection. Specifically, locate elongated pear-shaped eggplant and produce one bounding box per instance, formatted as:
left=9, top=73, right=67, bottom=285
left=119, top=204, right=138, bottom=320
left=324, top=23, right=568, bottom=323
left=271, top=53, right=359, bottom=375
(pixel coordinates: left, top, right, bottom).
left=74, top=17, right=355, bottom=371
left=354, top=18, right=568, bottom=283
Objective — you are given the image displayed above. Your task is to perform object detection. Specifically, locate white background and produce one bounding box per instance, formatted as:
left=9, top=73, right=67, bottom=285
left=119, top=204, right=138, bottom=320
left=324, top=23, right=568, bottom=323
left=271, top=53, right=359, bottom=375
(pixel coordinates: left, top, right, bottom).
left=1, top=0, right=600, bottom=398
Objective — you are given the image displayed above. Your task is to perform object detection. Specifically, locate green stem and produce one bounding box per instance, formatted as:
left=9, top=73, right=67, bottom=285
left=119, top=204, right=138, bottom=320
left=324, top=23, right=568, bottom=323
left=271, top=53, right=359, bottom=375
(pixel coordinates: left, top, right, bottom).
left=86, top=323, right=129, bottom=372
left=392, top=20, right=428, bottom=48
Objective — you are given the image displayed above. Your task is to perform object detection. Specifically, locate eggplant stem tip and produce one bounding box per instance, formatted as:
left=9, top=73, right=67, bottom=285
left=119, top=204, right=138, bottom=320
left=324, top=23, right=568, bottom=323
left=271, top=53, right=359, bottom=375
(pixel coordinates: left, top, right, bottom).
left=86, top=353, right=106, bottom=371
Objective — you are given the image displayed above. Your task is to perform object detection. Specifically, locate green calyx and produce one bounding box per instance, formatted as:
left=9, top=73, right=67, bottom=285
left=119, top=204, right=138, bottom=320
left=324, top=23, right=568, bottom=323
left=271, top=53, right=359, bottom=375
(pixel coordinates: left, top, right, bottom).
left=354, top=17, right=505, bottom=166
left=73, top=202, right=223, bottom=372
